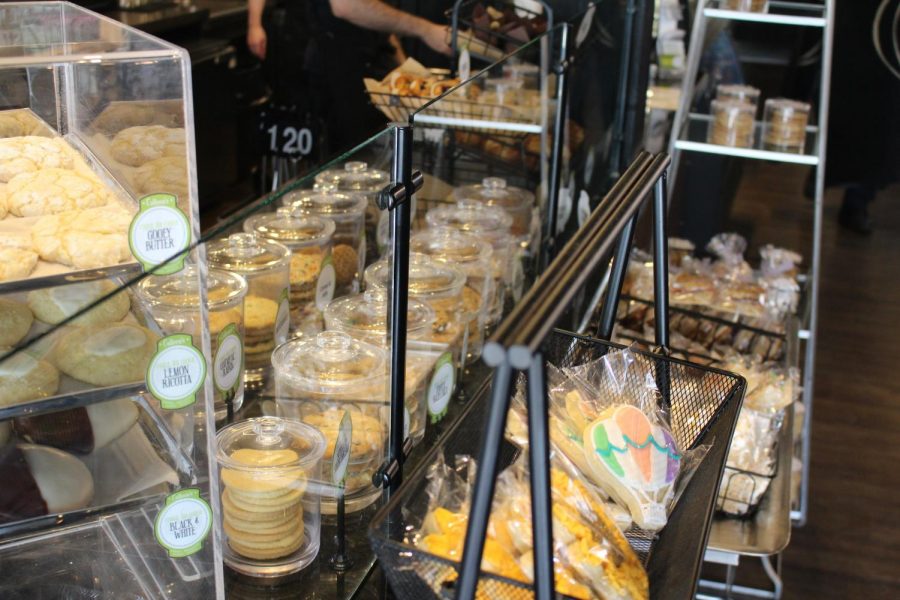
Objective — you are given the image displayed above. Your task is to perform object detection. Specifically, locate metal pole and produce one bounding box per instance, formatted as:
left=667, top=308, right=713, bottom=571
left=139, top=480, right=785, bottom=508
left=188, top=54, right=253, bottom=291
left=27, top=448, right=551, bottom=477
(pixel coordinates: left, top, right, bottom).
left=596, top=213, right=638, bottom=340
left=455, top=359, right=514, bottom=600
left=526, top=352, right=554, bottom=600
left=608, top=0, right=637, bottom=180
left=545, top=22, right=571, bottom=269
left=388, top=125, right=412, bottom=492
left=652, top=171, right=670, bottom=350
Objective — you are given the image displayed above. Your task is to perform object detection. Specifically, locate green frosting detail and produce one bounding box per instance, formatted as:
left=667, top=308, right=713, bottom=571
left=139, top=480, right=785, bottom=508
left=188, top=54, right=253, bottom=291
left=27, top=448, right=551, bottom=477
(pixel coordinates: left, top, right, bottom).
left=592, top=424, right=624, bottom=477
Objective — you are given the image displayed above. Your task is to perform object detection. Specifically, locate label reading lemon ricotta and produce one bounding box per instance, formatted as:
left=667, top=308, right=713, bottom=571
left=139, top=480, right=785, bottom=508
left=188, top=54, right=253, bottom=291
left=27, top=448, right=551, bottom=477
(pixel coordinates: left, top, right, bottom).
left=147, top=334, right=206, bottom=410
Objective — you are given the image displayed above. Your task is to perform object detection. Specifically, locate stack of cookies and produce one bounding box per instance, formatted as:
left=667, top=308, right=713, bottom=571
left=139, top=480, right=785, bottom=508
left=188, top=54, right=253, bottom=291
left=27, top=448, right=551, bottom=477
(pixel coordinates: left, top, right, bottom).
left=289, top=252, right=322, bottom=329
left=242, top=295, right=278, bottom=371
left=220, top=448, right=306, bottom=561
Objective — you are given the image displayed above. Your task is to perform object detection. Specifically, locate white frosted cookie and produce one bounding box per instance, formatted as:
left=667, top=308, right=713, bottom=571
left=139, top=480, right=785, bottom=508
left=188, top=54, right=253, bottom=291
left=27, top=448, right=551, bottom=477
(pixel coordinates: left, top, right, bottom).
left=0, top=231, right=33, bottom=251
left=32, top=205, right=133, bottom=269
left=0, top=136, right=75, bottom=183
left=0, top=298, right=33, bottom=346
left=0, top=347, right=60, bottom=406
left=21, top=444, right=94, bottom=513
left=27, top=280, right=130, bottom=326
left=0, top=247, right=38, bottom=281
left=133, top=155, right=188, bottom=198
left=110, top=125, right=185, bottom=167
left=3, top=167, right=112, bottom=217
left=54, top=322, right=159, bottom=386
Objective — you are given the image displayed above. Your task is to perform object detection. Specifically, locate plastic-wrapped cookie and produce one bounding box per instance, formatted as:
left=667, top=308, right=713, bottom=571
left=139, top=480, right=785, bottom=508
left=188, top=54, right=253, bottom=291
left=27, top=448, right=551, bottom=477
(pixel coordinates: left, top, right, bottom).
left=53, top=322, right=159, bottom=386
left=27, top=280, right=130, bottom=326
left=110, top=125, right=185, bottom=167
left=0, top=347, right=60, bottom=407
left=0, top=136, right=75, bottom=183
left=0, top=298, right=33, bottom=346
left=3, top=167, right=112, bottom=217
left=31, top=205, right=133, bottom=269
left=0, top=443, right=94, bottom=524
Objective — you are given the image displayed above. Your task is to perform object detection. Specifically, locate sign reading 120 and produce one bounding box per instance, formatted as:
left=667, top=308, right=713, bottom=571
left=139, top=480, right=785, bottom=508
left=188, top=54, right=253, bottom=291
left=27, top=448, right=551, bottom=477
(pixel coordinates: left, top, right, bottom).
left=266, top=125, right=313, bottom=157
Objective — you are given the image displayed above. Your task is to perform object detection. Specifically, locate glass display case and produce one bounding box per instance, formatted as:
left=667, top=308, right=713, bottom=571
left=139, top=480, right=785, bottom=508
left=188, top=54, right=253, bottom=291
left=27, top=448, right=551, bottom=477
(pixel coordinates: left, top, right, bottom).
left=0, top=3, right=222, bottom=598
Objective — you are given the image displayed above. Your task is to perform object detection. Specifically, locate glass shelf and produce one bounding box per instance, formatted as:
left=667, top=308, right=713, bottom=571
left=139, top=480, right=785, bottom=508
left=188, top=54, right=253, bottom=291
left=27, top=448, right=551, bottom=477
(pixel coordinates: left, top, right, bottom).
left=674, top=113, right=819, bottom=165
left=704, top=1, right=826, bottom=27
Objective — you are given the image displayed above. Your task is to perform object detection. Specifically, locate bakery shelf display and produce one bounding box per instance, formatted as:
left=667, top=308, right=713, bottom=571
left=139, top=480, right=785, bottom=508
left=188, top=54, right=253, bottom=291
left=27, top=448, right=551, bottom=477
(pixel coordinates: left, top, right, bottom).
left=0, top=3, right=222, bottom=598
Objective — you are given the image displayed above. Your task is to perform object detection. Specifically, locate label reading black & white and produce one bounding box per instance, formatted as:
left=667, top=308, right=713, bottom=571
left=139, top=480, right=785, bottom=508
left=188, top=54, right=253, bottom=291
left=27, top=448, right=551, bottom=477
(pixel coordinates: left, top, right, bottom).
left=154, top=488, right=212, bottom=558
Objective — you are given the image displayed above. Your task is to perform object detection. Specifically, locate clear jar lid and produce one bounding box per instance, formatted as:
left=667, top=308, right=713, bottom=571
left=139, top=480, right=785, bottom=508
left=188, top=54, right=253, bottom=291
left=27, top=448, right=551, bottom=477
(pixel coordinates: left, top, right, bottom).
left=243, top=208, right=335, bottom=249
left=451, top=177, right=534, bottom=210
left=271, top=331, right=386, bottom=393
left=137, top=264, right=247, bottom=309
left=425, top=203, right=513, bottom=237
left=281, top=186, right=368, bottom=219
left=216, top=416, right=326, bottom=473
left=410, top=228, right=493, bottom=266
left=765, top=98, right=811, bottom=116
left=314, top=161, right=389, bottom=193
left=364, top=253, right=467, bottom=298
left=324, top=288, right=435, bottom=341
left=206, top=232, right=291, bottom=273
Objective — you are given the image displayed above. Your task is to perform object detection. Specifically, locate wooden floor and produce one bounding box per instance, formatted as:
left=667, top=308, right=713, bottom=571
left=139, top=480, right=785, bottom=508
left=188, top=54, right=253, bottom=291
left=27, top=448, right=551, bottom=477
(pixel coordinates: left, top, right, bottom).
left=724, top=162, right=900, bottom=599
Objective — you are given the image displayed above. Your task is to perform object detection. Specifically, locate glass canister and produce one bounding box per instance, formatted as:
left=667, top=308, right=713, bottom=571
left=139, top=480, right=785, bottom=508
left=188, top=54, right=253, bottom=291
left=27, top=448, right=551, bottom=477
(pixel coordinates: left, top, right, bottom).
left=364, top=254, right=468, bottom=366
left=763, top=98, right=811, bottom=152
left=716, top=84, right=761, bottom=111
left=244, top=209, right=336, bottom=335
left=271, top=331, right=387, bottom=514
left=709, top=100, right=755, bottom=148
left=207, top=233, right=292, bottom=386
left=410, top=228, right=494, bottom=362
left=282, top=185, right=368, bottom=295
left=424, top=203, right=515, bottom=324
left=216, top=416, right=326, bottom=577
left=323, top=289, right=437, bottom=445
left=450, top=177, right=537, bottom=249
left=314, top=161, right=390, bottom=260
left=136, top=265, right=247, bottom=421
left=724, top=0, right=767, bottom=12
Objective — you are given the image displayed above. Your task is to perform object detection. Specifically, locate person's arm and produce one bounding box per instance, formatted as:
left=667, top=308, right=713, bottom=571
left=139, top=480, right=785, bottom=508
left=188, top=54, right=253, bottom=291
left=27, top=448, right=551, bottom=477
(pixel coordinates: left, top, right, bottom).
left=247, top=0, right=267, bottom=60
left=329, top=0, right=451, bottom=55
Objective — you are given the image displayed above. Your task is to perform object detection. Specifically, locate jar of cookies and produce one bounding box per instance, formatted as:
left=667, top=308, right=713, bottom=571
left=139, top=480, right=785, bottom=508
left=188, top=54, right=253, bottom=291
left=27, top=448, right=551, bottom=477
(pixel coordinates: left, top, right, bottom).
left=450, top=177, right=537, bottom=250
left=314, top=161, right=390, bottom=260
left=136, top=265, right=247, bottom=421
left=216, top=416, right=326, bottom=577
left=424, top=203, right=515, bottom=324
left=282, top=185, right=368, bottom=296
left=723, top=0, right=767, bottom=12
left=709, top=100, right=755, bottom=148
left=244, top=209, right=336, bottom=336
left=716, top=84, right=761, bottom=111
left=207, top=233, right=291, bottom=387
left=763, top=98, right=810, bottom=153
left=410, top=228, right=493, bottom=362
left=271, top=331, right=387, bottom=514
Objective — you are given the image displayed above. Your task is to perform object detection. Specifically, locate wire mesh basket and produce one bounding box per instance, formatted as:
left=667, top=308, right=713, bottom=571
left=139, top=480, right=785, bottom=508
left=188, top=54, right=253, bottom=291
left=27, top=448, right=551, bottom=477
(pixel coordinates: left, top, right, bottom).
left=369, top=330, right=745, bottom=598
left=447, top=0, right=549, bottom=62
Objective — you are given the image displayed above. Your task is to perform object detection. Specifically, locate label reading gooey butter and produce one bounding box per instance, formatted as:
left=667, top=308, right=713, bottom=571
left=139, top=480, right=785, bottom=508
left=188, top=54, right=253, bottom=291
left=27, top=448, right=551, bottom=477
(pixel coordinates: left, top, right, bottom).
left=129, top=193, right=191, bottom=275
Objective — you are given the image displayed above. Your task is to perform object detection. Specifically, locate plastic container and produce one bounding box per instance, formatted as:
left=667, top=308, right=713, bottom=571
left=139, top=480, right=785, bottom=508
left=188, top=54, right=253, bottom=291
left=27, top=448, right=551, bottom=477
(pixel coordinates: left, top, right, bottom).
left=244, top=209, right=336, bottom=335
left=323, top=289, right=437, bottom=445
left=314, top=161, right=390, bottom=261
left=281, top=185, right=368, bottom=295
left=207, top=233, right=291, bottom=385
left=216, top=417, right=326, bottom=577
left=709, top=100, right=755, bottom=148
left=450, top=177, right=537, bottom=249
left=723, top=0, right=767, bottom=11
left=410, top=228, right=494, bottom=362
left=763, top=98, right=810, bottom=152
left=716, top=84, right=761, bottom=110
left=424, top=203, right=515, bottom=324
left=271, top=331, right=387, bottom=514
left=137, top=265, right=247, bottom=421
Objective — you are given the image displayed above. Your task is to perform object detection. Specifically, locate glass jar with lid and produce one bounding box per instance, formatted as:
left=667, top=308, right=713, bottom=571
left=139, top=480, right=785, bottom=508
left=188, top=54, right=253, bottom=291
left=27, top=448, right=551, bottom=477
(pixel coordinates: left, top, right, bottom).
left=207, top=233, right=291, bottom=386
left=244, top=208, right=336, bottom=335
left=450, top=177, right=537, bottom=249
left=136, top=265, right=247, bottom=421
left=424, top=203, right=515, bottom=324
left=216, top=416, right=326, bottom=577
left=410, top=228, right=494, bottom=362
left=324, top=289, right=437, bottom=445
left=314, top=161, right=390, bottom=261
left=763, top=98, right=810, bottom=153
left=282, top=185, right=367, bottom=295
left=271, top=331, right=387, bottom=514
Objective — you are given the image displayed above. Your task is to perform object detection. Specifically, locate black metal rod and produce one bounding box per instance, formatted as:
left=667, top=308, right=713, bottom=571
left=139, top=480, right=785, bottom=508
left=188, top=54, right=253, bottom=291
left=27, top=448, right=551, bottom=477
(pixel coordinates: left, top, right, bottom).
left=652, top=171, right=670, bottom=350
left=597, top=212, right=638, bottom=341
left=450, top=0, right=463, bottom=55
left=526, top=352, right=554, bottom=600
left=608, top=0, right=637, bottom=179
left=455, top=360, right=514, bottom=600
left=544, top=22, right=571, bottom=270
left=388, top=125, right=413, bottom=492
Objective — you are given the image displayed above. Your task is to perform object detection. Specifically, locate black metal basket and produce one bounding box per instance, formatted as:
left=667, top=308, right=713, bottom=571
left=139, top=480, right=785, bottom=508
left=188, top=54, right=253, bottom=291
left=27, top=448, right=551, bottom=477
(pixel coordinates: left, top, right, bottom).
left=447, top=0, right=550, bottom=62
left=369, top=330, right=745, bottom=599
